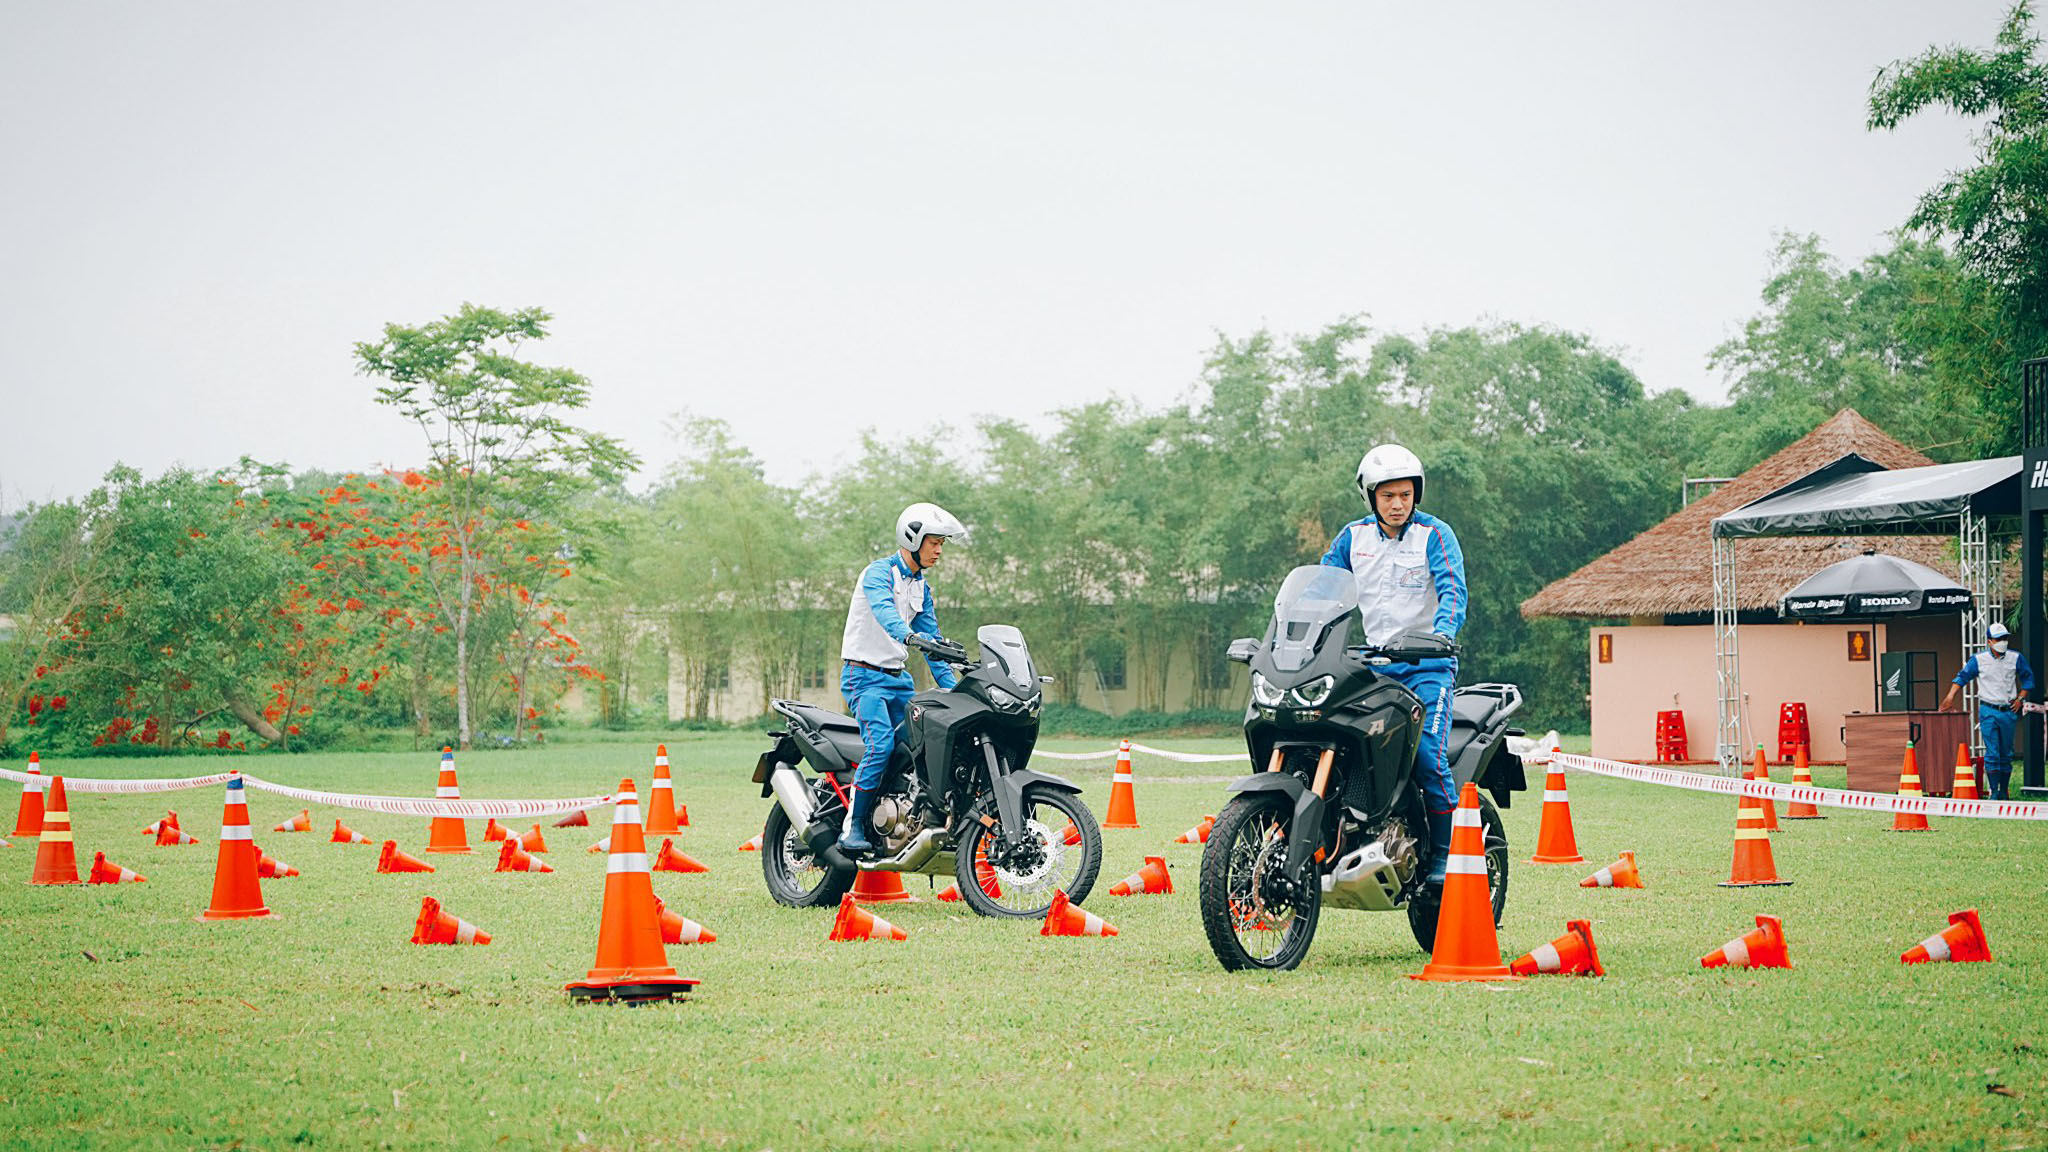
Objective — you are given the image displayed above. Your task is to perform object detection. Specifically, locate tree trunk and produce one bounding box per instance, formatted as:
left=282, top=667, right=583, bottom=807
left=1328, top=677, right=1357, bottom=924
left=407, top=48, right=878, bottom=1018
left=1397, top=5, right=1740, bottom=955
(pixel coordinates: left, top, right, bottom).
left=224, top=693, right=285, bottom=744
left=456, top=552, right=473, bottom=750
left=410, top=639, right=431, bottom=751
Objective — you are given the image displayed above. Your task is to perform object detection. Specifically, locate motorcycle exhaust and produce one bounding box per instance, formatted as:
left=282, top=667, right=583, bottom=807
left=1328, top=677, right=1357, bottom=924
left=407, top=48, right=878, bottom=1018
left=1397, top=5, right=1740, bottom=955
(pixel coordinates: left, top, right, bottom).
left=767, top=763, right=817, bottom=827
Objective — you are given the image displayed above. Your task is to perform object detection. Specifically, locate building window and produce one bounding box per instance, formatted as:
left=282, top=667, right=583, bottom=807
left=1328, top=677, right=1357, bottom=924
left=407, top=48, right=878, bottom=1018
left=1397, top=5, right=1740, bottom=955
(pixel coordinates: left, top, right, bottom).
left=707, top=662, right=731, bottom=692
left=800, top=661, right=828, bottom=690
left=1097, top=646, right=1127, bottom=692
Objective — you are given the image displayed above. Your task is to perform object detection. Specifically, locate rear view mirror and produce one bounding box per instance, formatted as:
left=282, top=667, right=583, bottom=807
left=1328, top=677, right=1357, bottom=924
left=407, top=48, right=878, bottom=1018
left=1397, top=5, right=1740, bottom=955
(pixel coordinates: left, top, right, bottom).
left=1225, top=638, right=1259, bottom=665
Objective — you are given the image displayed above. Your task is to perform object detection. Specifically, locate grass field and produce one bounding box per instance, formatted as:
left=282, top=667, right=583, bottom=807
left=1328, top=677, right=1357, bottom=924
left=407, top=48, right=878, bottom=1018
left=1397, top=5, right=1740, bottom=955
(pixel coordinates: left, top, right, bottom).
left=4, top=731, right=2045, bottom=1151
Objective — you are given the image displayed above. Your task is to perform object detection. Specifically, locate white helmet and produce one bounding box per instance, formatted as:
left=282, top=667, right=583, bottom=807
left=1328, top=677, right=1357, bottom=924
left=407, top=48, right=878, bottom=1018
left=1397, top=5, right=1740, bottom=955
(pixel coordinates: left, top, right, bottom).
left=897, top=502, right=966, bottom=553
left=1355, top=443, right=1425, bottom=507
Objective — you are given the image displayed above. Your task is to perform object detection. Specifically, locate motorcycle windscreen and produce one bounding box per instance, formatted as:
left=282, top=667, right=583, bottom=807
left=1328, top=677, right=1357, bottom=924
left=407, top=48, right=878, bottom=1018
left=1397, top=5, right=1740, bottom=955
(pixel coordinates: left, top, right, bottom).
left=977, top=624, right=1038, bottom=692
left=1267, top=565, right=1360, bottom=672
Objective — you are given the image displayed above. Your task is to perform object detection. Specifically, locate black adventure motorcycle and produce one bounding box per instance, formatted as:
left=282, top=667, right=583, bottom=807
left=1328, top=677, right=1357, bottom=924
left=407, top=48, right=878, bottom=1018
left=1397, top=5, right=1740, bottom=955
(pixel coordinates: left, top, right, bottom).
left=1198, top=565, right=1529, bottom=970
left=750, top=625, right=1104, bottom=918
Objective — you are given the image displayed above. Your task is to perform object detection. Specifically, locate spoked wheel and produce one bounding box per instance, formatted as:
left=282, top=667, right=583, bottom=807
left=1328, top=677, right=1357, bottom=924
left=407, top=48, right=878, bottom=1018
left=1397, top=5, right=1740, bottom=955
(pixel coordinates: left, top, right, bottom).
left=954, top=785, right=1102, bottom=919
left=1199, top=793, right=1321, bottom=971
left=1406, top=793, right=1511, bottom=952
left=760, top=802, right=854, bottom=909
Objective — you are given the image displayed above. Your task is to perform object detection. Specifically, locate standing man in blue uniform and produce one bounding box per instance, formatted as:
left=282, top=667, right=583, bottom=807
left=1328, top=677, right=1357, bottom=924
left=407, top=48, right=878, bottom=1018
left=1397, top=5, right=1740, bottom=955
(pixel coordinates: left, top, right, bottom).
left=1941, top=621, right=2034, bottom=801
left=1320, top=444, right=1468, bottom=885
left=837, top=502, right=967, bottom=853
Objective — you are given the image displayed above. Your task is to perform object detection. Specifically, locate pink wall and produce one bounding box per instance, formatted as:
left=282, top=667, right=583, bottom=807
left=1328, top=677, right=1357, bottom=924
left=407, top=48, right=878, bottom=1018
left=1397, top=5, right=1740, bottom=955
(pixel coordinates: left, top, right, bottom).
left=1587, top=622, right=1942, bottom=762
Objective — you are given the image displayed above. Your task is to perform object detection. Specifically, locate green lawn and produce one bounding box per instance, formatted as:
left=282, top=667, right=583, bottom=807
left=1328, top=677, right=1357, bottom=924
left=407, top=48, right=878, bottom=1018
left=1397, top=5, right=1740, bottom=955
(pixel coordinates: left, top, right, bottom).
left=3, top=731, right=2043, bottom=1151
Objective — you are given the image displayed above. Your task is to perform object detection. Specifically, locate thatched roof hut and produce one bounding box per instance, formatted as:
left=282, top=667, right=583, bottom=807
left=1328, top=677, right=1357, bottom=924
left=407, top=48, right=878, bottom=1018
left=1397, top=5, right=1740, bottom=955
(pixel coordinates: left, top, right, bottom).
left=1520, top=409, right=1956, bottom=621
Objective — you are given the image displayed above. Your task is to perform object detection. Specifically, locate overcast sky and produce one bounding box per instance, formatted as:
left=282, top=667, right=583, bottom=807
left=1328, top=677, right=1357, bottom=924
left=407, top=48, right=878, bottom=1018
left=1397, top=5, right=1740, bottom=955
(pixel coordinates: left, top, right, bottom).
left=0, top=2, right=2007, bottom=508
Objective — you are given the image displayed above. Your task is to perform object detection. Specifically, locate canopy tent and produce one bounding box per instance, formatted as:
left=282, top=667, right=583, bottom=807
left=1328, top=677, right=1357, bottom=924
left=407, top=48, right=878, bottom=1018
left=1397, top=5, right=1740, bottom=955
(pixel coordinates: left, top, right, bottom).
left=1705, top=454, right=2023, bottom=772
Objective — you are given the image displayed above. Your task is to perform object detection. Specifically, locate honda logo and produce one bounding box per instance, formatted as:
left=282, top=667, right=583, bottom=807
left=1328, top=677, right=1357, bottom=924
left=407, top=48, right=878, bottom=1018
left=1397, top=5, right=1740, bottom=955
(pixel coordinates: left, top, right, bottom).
left=1886, top=668, right=1902, bottom=694
left=2033, top=459, right=2048, bottom=488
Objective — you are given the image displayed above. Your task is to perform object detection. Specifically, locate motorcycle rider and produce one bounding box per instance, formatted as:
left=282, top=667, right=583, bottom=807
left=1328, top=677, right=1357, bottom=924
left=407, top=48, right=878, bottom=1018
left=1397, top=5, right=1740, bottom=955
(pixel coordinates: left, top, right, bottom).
left=836, top=502, right=967, bottom=853
left=1319, top=444, right=1468, bottom=886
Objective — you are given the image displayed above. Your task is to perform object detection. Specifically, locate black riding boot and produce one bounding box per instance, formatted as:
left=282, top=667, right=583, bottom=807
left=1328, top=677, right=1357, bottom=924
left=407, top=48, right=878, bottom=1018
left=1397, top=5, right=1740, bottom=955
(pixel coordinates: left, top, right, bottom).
left=839, top=787, right=876, bottom=853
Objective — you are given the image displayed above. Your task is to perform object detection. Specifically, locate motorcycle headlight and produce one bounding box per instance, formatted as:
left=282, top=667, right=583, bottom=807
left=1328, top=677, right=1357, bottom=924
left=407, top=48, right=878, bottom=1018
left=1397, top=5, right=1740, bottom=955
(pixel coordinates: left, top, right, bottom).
left=1288, top=676, right=1334, bottom=708
left=987, top=685, right=1025, bottom=713
left=1251, top=672, right=1284, bottom=708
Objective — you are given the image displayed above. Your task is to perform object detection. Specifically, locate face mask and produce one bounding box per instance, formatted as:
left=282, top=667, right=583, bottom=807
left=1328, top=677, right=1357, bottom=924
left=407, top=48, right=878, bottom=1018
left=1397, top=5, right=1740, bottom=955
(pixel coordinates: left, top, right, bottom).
left=1991, top=640, right=2009, bottom=655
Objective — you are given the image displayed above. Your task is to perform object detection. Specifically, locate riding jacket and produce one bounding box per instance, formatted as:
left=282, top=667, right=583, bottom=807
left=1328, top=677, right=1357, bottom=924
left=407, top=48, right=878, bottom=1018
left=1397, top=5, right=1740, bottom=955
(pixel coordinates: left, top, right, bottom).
left=1318, top=509, right=1467, bottom=644
left=840, top=553, right=958, bottom=690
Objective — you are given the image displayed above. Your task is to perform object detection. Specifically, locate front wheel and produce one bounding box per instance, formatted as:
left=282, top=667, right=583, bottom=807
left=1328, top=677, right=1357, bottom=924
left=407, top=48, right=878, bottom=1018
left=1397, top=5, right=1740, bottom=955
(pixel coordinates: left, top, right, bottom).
left=954, top=785, right=1102, bottom=919
left=760, top=801, right=854, bottom=909
left=1406, top=793, right=1510, bottom=952
left=1198, top=792, right=1322, bottom=971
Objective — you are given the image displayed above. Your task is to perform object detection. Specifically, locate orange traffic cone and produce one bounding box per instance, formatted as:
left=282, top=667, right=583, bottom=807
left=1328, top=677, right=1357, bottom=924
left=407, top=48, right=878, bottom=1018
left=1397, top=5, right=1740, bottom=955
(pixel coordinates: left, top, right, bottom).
left=496, top=835, right=553, bottom=873
left=554, top=809, right=590, bottom=828
left=1902, top=908, right=1992, bottom=964
left=198, top=774, right=272, bottom=920
left=1174, top=815, right=1215, bottom=845
left=155, top=822, right=200, bottom=846
left=938, top=844, right=1004, bottom=902
left=829, top=892, right=908, bottom=941
left=1103, top=740, right=1139, bottom=828
left=1411, top=781, right=1518, bottom=982
left=273, top=809, right=311, bottom=833
left=484, top=818, right=509, bottom=841
left=28, top=776, right=80, bottom=885
left=1055, top=820, right=1082, bottom=847
left=587, top=836, right=612, bottom=854
left=1747, top=748, right=1780, bottom=832
left=1889, top=742, right=1933, bottom=832
left=1108, top=855, right=1172, bottom=896
left=1579, top=851, right=1643, bottom=889
left=412, top=896, right=491, bottom=945
left=653, top=896, right=716, bottom=945
left=848, top=869, right=913, bottom=903
left=378, top=840, right=435, bottom=874
left=1950, top=743, right=1981, bottom=801
left=332, top=819, right=372, bottom=845
left=88, top=851, right=145, bottom=884
left=565, top=779, right=699, bottom=1003
left=255, top=846, right=298, bottom=878
left=1720, top=776, right=1791, bottom=887
left=1529, top=762, right=1585, bottom=863
left=142, top=810, right=179, bottom=837
left=1785, top=744, right=1825, bottom=819
left=645, top=745, right=681, bottom=834
left=519, top=825, right=548, bottom=854
left=739, top=833, right=762, bottom=852
left=1042, top=888, right=1118, bottom=937
left=1511, top=919, right=1603, bottom=976
left=424, top=748, right=471, bottom=854
left=12, top=752, right=45, bottom=837
left=652, top=839, right=708, bottom=874
left=1701, top=914, right=1790, bottom=969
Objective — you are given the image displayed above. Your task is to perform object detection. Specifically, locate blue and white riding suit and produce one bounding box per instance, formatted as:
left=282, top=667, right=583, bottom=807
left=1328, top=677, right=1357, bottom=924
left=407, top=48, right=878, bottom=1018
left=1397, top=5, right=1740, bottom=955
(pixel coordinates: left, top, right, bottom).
left=1952, top=648, right=2034, bottom=801
left=840, top=553, right=958, bottom=797
left=1320, top=509, right=1468, bottom=818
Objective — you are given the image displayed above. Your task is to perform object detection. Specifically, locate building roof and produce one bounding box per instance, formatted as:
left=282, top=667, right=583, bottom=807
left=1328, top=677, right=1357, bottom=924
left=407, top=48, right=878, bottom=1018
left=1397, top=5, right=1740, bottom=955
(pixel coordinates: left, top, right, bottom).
left=1519, top=409, right=1956, bottom=620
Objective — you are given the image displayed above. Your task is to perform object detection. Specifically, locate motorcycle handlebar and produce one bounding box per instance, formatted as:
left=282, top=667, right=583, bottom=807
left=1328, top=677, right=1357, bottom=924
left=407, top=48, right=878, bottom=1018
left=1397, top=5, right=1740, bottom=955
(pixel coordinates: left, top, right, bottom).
left=908, top=633, right=972, bottom=665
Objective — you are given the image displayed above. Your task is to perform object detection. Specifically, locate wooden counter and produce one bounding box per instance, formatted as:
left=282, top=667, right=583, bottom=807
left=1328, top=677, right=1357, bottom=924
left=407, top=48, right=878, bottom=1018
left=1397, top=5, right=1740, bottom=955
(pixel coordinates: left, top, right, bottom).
left=1842, top=711, right=1969, bottom=795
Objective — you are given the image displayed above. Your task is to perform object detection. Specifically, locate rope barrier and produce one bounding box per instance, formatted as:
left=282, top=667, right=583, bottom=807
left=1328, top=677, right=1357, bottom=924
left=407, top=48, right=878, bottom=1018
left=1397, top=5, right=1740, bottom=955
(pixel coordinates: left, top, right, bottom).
left=0, top=765, right=610, bottom=818
left=1533, top=749, right=2048, bottom=823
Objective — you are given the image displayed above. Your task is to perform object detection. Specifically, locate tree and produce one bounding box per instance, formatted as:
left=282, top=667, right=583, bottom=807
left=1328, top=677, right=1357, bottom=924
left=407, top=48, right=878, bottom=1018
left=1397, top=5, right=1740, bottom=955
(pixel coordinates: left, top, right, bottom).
left=356, top=304, right=636, bottom=749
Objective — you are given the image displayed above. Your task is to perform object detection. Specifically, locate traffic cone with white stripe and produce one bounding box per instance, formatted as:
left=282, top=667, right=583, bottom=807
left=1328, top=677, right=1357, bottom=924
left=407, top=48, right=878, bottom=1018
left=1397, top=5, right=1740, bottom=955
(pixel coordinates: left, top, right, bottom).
left=849, top=870, right=913, bottom=903
left=496, top=835, right=553, bottom=873
left=1889, top=742, right=1933, bottom=832
left=1785, top=744, right=1824, bottom=819
left=829, top=892, right=908, bottom=942
left=1511, top=919, right=1603, bottom=976
left=739, top=833, right=762, bottom=852
left=1747, top=748, right=1780, bottom=832
left=484, top=818, right=509, bottom=842
left=1041, top=888, right=1117, bottom=937
left=565, top=778, right=699, bottom=1003
left=1054, top=820, right=1083, bottom=847
left=412, top=896, right=491, bottom=945
left=273, top=809, right=311, bottom=833
left=1719, top=782, right=1790, bottom=887
left=142, top=811, right=179, bottom=837
left=1950, top=743, right=1981, bottom=801
left=1108, top=855, right=1172, bottom=896
left=554, top=809, right=589, bottom=828
left=653, top=839, right=707, bottom=874
left=1700, top=914, right=1790, bottom=970
left=28, top=777, right=80, bottom=885
left=424, top=747, right=471, bottom=854
left=645, top=745, right=681, bottom=834
left=255, top=846, right=298, bottom=878
left=156, top=822, right=200, bottom=846
left=199, top=774, right=272, bottom=920
left=1103, top=740, right=1139, bottom=828
left=332, top=819, right=372, bottom=845
left=1579, top=851, right=1643, bottom=889
left=654, top=896, right=716, bottom=944
left=937, top=843, right=1003, bottom=902
left=1411, top=782, right=1517, bottom=981
left=13, top=752, right=46, bottom=837
left=519, top=825, right=548, bottom=854
left=378, top=840, right=434, bottom=874
left=1529, top=761, right=1585, bottom=863
left=1174, top=815, right=1215, bottom=845
left=587, top=835, right=612, bottom=854
left=88, top=851, right=145, bottom=884
left=1901, top=909, right=1991, bottom=965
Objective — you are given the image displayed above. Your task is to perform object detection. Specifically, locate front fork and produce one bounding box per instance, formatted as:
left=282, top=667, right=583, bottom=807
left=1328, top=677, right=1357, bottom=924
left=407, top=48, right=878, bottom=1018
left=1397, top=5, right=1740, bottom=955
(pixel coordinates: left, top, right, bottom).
left=1279, top=746, right=1337, bottom=880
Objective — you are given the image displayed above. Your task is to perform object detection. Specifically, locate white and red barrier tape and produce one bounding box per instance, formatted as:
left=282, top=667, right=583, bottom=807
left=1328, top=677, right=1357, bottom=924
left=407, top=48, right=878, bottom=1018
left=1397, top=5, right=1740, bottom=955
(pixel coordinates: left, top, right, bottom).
left=0, top=766, right=609, bottom=818
left=1533, top=749, right=2048, bottom=823
left=1035, top=742, right=1241, bottom=764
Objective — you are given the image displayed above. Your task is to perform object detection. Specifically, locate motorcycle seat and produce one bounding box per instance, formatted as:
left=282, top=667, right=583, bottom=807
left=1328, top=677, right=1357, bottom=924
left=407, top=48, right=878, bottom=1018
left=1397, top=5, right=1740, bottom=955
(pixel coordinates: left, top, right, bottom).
left=782, top=701, right=860, bottom=733
left=1450, top=690, right=1503, bottom=731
